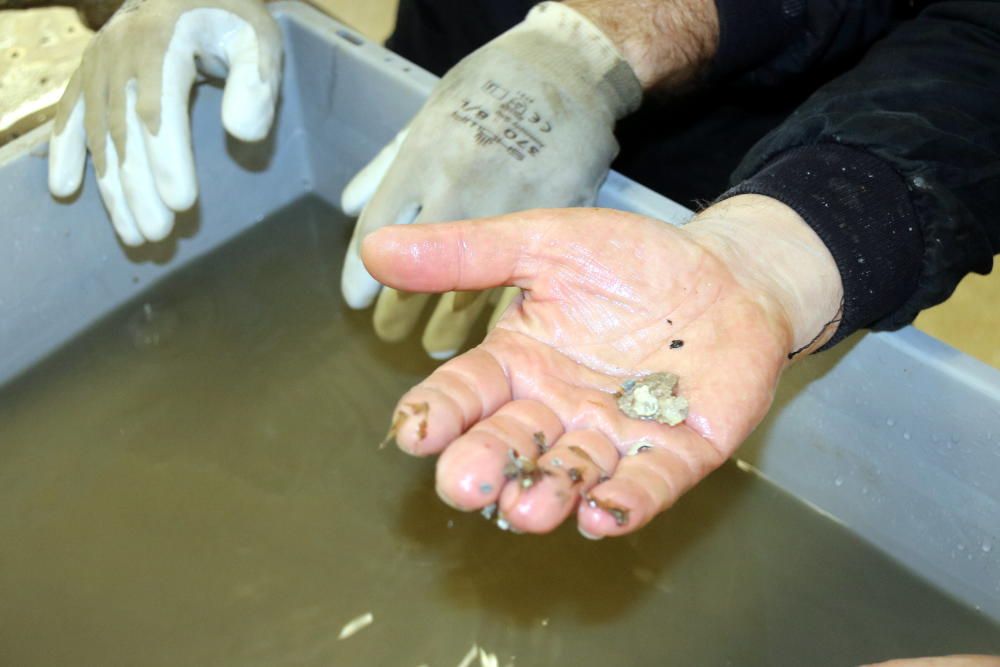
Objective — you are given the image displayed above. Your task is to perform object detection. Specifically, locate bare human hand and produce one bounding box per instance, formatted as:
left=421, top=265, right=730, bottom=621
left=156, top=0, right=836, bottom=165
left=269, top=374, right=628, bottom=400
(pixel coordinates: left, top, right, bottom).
left=362, top=195, right=843, bottom=538
left=864, top=656, right=1000, bottom=667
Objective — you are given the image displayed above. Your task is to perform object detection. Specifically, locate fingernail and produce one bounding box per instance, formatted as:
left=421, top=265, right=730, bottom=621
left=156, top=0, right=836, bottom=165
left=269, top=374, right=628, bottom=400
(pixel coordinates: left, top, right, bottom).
left=578, top=526, right=604, bottom=541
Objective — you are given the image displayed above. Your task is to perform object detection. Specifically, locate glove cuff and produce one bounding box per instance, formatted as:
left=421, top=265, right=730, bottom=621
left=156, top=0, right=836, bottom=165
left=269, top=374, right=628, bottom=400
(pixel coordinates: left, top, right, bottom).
left=510, top=2, right=643, bottom=120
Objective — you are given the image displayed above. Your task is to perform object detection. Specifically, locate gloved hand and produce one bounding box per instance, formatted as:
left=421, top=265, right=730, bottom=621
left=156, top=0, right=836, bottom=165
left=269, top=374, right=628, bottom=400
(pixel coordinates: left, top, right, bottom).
left=341, top=1, right=641, bottom=359
left=48, top=0, right=282, bottom=246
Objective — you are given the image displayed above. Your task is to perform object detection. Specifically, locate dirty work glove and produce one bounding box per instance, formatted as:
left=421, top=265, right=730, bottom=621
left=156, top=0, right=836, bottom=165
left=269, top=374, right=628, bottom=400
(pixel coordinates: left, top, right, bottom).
left=48, top=0, right=282, bottom=246
left=340, top=1, right=641, bottom=359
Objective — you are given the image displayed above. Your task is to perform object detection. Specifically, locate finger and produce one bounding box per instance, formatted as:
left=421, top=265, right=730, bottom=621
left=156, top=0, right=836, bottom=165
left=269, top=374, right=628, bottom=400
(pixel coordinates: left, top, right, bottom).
left=421, top=290, right=493, bottom=360
left=498, top=429, right=619, bottom=534
left=342, top=200, right=421, bottom=310
left=865, top=658, right=1000, bottom=667
left=353, top=189, right=464, bottom=338
left=105, top=57, right=130, bottom=186
left=487, top=287, right=521, bottom=331
left=80, top=41, right=112, bottom=181
left=49, top=72, right=87, bottom=197
left=342, top=130, right=445, bottom=310
left=372, top=289, right=431, bottom=343
left=120, top=82, right=173, bottom=242
left=95, top=135, right=144, bottom=246
left=138, top=35, right=199, bottom=211
left=386, top=348, right=511, bottom=456
left=341, top=129, right=408, bottom=216
left=361, top=209, right=568, bottom=294
left=81, top=50, right=142, bottom=246
left=220, top=19, right=282, bottom=142
left=434, top=400, right=563, bottom=511
left=576, top=429, right=723, bottom=538
left=366, top=195, right=468, bottom=339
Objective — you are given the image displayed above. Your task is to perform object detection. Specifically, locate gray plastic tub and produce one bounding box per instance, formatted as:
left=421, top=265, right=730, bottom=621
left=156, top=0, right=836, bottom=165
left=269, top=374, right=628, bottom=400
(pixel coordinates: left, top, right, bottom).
left=1, top=0, right=997, bottom=630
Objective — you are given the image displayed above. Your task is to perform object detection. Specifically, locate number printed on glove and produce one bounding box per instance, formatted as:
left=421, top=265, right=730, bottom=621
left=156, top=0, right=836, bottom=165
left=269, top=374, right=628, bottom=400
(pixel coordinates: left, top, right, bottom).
left=340, top=2, right=642, bottom=359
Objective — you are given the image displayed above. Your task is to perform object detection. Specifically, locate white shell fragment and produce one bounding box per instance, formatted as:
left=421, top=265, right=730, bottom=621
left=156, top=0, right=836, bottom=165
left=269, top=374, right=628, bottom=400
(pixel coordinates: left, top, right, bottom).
left=617, top=372, right=689, bottom=426
left=625, top=439, right=656, bottom=456
left=457, top=644, right=479, bottom=667
left=478, top=647, right=500, bottom=667
left=337, top=611, right=374, bottom=640
left=456, top=643, right=502, bottom=667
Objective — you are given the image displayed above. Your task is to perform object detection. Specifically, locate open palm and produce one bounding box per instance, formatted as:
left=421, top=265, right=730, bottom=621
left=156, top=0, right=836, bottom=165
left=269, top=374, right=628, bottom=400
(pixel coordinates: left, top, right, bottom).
left=363, top=206, right=802, bottom=537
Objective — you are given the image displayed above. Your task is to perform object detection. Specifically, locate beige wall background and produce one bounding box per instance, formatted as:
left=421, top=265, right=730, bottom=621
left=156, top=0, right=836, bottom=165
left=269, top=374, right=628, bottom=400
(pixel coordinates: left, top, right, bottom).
left=309, top=0, right=398, bottom=42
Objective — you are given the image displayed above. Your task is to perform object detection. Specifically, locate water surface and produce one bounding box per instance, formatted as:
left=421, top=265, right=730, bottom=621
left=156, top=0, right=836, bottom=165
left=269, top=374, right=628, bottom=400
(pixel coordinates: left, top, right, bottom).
left=1, top=197, right=997, bottom=666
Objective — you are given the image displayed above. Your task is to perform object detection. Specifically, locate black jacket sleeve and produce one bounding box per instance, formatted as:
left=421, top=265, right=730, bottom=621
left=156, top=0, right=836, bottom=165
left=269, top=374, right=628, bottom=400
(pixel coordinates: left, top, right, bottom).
left=711, top=0, right=919, bottom=85
left=720, top=1, right=1000, bottom=349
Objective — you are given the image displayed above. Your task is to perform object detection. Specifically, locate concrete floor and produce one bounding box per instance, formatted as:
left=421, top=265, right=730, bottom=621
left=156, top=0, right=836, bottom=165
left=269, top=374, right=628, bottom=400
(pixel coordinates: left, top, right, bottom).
left=3, top=0, right=996, bottom=368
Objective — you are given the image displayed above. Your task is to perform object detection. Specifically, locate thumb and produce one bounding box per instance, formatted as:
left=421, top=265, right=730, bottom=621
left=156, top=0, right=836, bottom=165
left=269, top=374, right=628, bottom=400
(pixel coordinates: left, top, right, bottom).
left=360, top=210, right=562, bottom=294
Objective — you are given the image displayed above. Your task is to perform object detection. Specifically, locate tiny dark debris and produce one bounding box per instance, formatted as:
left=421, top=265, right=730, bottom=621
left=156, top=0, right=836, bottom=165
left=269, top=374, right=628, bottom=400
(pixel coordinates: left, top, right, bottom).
left=503, top=449, right=544, bottom=489
left=583, top=493, right=630, bottom=527
left=533, top=431, right=548, bottom=455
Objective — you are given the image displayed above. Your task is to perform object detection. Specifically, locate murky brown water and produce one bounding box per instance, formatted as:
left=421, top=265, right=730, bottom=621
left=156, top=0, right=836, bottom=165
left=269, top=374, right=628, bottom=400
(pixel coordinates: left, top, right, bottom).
left=1, top=196, right=997, bottom=667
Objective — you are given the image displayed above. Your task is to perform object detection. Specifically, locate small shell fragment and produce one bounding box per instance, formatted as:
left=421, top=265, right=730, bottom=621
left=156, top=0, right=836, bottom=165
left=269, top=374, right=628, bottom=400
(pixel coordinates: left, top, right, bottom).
left=502, top=449, right=543, bottom=488
left=457, top=644, right=479, bottom=667
left=617, top=372, right=688, bottom=426
left=583, top=493, right=630, bottom=527
left=479, top=647, right=500, bottom=667
left=532, top=431, right=548, bottom=455
left=337, top=612, right=373, bottom=640
left=456, top=643, right=508, bottom=667
left=380, top=411, right=407, bottom=449
left=625, top=439, right=655, bottom=456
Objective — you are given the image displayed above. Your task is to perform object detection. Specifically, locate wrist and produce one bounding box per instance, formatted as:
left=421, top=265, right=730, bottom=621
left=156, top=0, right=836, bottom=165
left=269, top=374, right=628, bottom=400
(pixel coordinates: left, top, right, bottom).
left=503, top=3, right=642, bottom=120
left=687, top=194, right=845, bottom=358
left=726, top=145, right=923, bottom=349
left=563, top=0, right=719, bottom=90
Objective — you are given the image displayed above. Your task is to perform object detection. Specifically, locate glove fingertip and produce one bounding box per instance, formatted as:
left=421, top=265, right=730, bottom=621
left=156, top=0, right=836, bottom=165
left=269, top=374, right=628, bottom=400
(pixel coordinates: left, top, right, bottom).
left=426, top=348, right=458, bottom=361
left=49, top=159, right=85, bottom=198
left=340, top=176, right=370, bottom=216
left=341, top=251, right=382, bottom=309
left=221, top=62, right=278, bottom=142
left=339, top=128, right=409, bottom=215
left=139, top=216, right=175, bottom=243
left=49, top=105, right=87, bottom=198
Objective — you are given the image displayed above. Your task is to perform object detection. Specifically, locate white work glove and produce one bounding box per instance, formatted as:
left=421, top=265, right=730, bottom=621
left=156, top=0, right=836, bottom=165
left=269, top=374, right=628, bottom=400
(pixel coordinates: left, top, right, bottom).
left=341, top=1, right=641, bottom=359
left=48, top=0, right=282, bottom=246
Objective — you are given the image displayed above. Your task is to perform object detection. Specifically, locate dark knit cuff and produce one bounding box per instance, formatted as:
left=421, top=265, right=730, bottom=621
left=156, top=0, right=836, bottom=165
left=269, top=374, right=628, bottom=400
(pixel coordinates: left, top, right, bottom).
left=709, top=0, right=805, bottom=80
left=721, top=144, right=923, bottom=350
